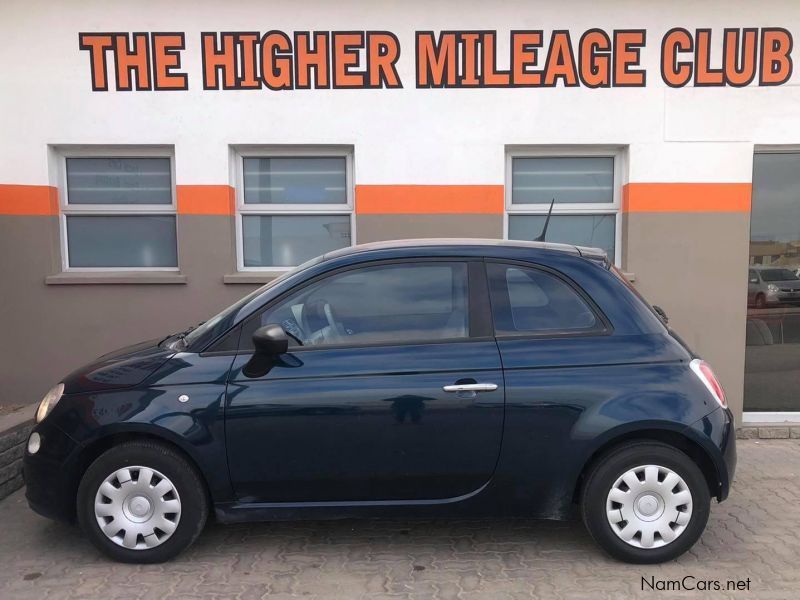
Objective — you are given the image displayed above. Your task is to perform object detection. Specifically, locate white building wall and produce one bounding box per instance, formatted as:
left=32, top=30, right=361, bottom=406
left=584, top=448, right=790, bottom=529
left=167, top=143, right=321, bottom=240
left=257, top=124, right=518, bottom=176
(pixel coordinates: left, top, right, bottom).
left=1, top=0, right=798, bottom=187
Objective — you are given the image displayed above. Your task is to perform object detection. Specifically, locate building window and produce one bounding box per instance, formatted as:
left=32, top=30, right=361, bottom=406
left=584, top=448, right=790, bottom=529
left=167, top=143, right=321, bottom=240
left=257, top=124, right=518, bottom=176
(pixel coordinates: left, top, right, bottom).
left=744, top=150, right=800, bottom=414
left=61, top=153, right=178, bottom=269
left=505, top=149, right=622, bottom=264
left=236, top=148, right=354, bottom=270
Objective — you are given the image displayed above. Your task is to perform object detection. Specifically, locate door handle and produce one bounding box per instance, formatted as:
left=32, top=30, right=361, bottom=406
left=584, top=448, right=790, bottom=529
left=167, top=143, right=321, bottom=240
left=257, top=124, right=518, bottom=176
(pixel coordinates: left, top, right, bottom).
left=442, top=383, right=498, bottom=393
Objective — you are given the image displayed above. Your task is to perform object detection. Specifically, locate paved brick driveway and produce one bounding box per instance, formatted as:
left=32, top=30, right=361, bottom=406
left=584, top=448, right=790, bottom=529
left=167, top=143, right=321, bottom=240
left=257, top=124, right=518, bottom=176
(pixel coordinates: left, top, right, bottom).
left=0, top=439, right=797, bottom=599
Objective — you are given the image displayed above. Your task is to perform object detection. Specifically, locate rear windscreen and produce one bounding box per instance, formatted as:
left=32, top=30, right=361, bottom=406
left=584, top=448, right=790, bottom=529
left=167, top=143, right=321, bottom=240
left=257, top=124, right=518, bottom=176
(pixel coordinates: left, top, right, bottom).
left=609, top=265, right=675, bottom=334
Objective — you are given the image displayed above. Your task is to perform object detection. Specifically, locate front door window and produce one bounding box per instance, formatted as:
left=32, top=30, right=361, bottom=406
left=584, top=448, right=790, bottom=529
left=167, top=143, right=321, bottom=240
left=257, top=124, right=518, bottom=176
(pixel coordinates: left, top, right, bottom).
left=241, top=262, right=469, bottom=349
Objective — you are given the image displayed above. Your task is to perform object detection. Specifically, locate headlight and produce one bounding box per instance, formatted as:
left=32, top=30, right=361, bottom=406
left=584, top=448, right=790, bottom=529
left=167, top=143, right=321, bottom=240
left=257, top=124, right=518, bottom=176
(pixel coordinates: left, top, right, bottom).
left=36, top=383, right=64, bottom=424
left=767, top=284, right=780, bottom=294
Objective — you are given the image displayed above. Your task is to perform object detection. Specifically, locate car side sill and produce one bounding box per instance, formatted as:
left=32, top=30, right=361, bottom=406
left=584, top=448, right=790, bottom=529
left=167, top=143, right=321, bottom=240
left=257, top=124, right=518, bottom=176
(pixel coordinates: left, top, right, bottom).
left=214, top=481, right=490, bottom=523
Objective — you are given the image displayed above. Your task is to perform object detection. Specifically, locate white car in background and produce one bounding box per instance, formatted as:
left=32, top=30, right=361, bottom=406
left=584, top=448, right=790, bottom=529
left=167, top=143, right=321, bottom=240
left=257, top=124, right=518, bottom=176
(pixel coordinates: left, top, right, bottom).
left=748, top=266, right=800, bottom=308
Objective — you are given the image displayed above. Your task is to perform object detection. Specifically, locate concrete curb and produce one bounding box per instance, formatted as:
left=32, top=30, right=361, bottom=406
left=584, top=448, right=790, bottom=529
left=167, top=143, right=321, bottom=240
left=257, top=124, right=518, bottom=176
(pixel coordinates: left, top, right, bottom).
left=736, top=424, right=800, bottom=440
left=0, top=405, right=35, bottom=501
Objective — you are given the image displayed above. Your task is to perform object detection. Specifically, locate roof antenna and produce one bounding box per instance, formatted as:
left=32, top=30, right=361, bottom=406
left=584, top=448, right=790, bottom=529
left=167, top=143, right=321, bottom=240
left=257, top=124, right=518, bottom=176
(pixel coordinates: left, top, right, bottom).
left=534, top=198, right=555, bottom=242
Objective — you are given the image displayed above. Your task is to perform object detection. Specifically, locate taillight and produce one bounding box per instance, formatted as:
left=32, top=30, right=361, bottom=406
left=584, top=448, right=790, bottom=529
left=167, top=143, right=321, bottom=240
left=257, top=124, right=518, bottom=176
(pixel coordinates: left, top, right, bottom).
left=689, top=359, right=727, bottom=408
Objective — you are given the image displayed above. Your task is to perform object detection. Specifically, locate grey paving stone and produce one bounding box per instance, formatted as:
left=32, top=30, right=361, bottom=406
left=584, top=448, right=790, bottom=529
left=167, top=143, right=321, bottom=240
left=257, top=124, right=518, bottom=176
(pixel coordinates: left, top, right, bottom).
left=0, top=423, right=32, bottom=454
left=736, top=427, right=758, bottom=439
left=0, top=439, right=796, bottom=599
left=0, top=442, right=25, bottom=467
left=758, top=427, right=790, bottom=439
left=0, top=474, right=23, bottom=501
left=0, top=459, right=23, bottom=486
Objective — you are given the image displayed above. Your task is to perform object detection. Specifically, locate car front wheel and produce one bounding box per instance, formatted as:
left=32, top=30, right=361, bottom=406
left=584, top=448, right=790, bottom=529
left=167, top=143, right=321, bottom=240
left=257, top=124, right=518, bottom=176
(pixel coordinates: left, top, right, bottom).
left=77, top=440, right=209, bottom=563
left=581, top=441, right=711, bottom=564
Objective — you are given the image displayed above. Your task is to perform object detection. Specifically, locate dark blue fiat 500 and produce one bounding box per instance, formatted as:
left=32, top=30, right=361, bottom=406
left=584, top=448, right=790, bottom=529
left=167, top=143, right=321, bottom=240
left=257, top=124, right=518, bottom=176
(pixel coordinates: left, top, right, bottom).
left=24, top=240, right=735, bottom=564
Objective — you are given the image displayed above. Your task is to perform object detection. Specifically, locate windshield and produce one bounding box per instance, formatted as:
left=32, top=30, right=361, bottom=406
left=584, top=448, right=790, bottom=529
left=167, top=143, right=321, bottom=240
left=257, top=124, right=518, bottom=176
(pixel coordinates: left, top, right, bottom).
left=759, top=268, right=799, bottom=282
left=181, top=256, right=324, bottom=350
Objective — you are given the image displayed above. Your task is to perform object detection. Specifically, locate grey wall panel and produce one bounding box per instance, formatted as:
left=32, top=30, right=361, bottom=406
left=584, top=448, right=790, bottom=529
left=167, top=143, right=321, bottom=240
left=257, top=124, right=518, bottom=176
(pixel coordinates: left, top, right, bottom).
left=0, top=215, right=257, bottom=406
left=623, top=211, right=750, bottom=420
left=0, top=210, right=751, bottom=424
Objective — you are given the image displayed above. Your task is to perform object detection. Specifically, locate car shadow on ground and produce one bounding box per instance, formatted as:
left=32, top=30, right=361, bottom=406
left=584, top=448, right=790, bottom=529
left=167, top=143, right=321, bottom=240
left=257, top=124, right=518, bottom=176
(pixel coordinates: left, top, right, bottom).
left=36, top=512, right=598, bottom=564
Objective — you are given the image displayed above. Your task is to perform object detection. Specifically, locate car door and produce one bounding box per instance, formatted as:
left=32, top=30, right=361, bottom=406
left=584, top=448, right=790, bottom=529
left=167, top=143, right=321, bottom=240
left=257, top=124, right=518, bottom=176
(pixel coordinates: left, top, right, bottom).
left=486, top=261, right=621, bottom=503
left=224, top=260, right=505, bottom=503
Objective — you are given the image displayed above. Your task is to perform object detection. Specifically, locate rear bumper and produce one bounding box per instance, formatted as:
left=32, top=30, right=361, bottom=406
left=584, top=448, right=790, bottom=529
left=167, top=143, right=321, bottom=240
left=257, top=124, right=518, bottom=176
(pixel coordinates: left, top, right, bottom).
left=23, top=419, right=82, bottom=523
left=685, top=407, right=736, bottom=502
left=720, top=409, right=737, bottom=500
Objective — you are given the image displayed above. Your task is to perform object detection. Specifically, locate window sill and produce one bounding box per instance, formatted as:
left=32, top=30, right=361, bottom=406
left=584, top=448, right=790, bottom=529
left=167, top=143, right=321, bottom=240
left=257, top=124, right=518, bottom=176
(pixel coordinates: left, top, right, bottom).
left=223, top=272, right=283, bottom=284
left=45, top=272, right=187, bottom=285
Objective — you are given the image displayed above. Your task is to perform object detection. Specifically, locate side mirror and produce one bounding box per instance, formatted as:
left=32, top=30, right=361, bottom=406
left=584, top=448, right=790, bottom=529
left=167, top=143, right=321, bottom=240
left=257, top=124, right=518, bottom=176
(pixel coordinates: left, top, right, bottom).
left=252, top=324, right=289, bottom=356
left=749, top=278, right=759, bottom=284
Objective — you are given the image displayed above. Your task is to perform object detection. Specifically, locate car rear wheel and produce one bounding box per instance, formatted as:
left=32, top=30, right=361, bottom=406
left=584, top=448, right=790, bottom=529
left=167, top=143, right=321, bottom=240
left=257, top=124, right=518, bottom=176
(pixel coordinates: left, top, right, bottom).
left=580, top=441, right=710, bottom=564
left=77, top=440, right=208, bottom=563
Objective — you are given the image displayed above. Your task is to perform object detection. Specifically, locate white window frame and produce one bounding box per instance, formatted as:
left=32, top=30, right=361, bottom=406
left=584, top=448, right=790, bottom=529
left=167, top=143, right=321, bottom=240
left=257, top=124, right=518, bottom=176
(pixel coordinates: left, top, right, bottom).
left=57, top=146, right=178, bottom=272
left=233, top=145, right=355, bottom=272
left=504, top=146, right=624, bottom=266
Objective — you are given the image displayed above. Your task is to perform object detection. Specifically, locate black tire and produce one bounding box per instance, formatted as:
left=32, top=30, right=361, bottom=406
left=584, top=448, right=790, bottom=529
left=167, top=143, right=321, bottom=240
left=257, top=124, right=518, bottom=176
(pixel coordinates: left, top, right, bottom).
left=580, top=441, right=710, bottom=564
left=76, top=440, right=209, bottom=563
left=755, top=294, right=766, bottom=309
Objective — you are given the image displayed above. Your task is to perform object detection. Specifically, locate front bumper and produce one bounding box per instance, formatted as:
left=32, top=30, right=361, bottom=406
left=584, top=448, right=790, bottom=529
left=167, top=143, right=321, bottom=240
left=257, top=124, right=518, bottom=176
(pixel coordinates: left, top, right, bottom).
left=23, top=419, right=82, bottom=522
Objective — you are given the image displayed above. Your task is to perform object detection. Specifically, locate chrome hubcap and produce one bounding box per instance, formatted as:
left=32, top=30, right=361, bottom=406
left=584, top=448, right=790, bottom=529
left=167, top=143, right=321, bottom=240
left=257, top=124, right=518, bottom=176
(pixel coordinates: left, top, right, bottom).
left=606, top=464, right=692, bottom=549
left=124, top=495, right=153, bottom=521
left=635, top=493, right=661, bottom=518
left=94, top=466, right=181, bottom=550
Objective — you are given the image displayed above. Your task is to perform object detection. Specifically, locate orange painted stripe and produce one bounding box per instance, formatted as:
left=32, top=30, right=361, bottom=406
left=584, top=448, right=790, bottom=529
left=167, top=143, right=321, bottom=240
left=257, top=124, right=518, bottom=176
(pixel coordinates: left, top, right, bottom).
left=0, top=185, right=58, bottom=215
left=176, top=185, right=235, bottom=215
left=0, top=182, right=753, bottom=215
left=356, top=185, right=504, bottom=214
left=623, top=183, right=752, bottom=213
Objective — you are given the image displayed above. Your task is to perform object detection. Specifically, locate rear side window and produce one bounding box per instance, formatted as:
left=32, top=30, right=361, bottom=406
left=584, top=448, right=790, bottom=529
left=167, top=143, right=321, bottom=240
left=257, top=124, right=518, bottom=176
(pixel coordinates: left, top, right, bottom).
left=487, top=263, right=602, bottom=336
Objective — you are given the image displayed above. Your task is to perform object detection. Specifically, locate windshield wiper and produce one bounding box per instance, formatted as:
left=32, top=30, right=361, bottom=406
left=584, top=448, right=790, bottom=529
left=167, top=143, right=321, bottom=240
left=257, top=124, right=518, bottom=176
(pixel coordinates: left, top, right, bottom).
left=159, top=323, right=203, bottom=349
left=172, top=332, right=189, bottom=351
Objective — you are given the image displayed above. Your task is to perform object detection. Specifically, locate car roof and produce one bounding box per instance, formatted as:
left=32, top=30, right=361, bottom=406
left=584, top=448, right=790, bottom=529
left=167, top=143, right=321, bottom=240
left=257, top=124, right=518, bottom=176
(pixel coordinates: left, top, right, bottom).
left=324, top=238, right=607, bottom=262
